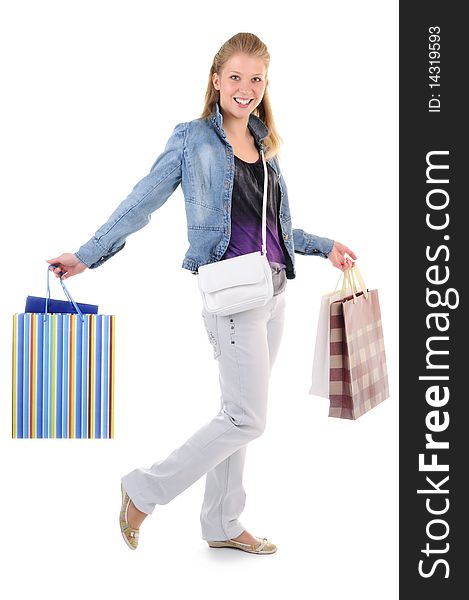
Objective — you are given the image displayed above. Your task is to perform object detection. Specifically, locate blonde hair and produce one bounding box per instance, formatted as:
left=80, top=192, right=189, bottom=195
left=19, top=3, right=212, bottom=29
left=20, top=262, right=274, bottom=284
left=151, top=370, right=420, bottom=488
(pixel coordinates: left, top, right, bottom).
left=200, top=32, right=282, bottom=161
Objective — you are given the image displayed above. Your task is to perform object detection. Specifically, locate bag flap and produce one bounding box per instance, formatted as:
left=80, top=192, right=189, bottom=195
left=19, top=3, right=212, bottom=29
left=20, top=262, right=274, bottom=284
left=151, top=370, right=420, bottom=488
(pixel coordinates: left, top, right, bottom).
left=198, top=252, right=265, bottom=293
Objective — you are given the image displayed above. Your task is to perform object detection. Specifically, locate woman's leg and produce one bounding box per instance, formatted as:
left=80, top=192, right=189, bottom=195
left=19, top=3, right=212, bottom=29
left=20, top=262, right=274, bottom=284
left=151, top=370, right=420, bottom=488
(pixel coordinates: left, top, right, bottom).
left=121, top=294, right=284, bottom=532
left=199, top=291, right=287, bottom=540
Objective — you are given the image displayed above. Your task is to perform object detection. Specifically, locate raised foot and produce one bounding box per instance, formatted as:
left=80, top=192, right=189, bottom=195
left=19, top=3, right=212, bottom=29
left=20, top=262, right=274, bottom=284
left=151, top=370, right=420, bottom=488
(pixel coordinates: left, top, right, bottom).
left=230, top=530, right=260, bottom=545
left=127, top=499, right=148, bottom=530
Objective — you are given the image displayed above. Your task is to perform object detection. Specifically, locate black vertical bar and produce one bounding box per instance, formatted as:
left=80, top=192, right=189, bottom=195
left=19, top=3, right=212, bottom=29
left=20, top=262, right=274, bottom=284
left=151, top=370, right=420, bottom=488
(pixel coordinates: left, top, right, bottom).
left=400, top=2, right=466, bottom=596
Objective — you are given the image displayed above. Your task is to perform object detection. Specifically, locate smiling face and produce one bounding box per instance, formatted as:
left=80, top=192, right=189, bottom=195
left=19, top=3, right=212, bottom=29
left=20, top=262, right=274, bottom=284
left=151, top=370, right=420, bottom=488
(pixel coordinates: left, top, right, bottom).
left=212, top=52, right=268, bottom=123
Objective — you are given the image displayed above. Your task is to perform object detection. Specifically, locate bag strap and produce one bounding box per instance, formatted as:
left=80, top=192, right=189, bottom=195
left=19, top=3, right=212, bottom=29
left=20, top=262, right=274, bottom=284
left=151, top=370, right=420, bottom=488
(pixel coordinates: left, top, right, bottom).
left=260, top=149, right=268, bottom=256
left=44, top=265, right=85, bottom=322
left=348, top=265, right=369, bottom=300
left=334, top=270, right=354, bottom=299
left=340, top=269, right=351, bottom=298
left=351, top=265, right=369, bottom=299
left=332, top=265, right=369, bottom=302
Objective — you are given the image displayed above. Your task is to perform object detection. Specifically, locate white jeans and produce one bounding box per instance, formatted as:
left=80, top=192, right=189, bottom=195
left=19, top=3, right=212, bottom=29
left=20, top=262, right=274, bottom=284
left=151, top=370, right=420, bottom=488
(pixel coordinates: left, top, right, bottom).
left=121, top=286, right=286, bottom=541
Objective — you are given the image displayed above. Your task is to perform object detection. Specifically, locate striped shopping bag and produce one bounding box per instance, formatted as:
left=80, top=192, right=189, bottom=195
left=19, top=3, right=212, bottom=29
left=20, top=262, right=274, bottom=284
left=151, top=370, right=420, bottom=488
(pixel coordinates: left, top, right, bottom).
left=328, top=267, right=389, bottom=420
left=12, top=268, right=115, bottom=438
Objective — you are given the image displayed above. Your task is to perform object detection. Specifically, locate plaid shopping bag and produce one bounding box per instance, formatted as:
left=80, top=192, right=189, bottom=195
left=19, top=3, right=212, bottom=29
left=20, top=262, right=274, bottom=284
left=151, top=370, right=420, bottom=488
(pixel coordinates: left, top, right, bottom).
left=329, top=286, right=389, bottom=420
left=310, top=279, right=353, bottom=399
left=12, top=267, right=115, bottom=438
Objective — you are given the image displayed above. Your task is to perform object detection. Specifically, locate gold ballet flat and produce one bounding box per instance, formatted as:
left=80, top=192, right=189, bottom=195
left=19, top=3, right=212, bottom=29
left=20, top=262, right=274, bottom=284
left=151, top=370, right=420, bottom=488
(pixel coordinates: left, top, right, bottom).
left=119, top=483, right=140, bottom=550
left=207, top=536, right=277, bottom=554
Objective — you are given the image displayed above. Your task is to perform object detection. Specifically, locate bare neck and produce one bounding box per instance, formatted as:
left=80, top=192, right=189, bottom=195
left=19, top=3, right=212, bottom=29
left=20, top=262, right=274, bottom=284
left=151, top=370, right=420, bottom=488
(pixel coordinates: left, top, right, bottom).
left=221, top=114, right=250, bottom=141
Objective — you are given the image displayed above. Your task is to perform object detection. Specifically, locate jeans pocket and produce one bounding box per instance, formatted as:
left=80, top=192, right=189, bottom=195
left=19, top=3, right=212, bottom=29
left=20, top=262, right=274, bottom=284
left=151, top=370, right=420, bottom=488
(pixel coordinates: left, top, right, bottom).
left=202, top=311, right=221, bottom=360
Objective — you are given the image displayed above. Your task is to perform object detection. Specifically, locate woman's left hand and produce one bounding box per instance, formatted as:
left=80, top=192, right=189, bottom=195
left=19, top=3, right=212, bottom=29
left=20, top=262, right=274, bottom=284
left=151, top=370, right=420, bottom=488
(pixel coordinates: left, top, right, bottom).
left=327, top=241, right=357, bottom=271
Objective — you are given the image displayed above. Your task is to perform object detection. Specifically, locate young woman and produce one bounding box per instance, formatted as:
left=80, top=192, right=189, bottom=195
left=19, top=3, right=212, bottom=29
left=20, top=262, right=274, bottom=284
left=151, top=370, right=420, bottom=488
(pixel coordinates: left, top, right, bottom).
left=47, top=32, right=356, bottom=555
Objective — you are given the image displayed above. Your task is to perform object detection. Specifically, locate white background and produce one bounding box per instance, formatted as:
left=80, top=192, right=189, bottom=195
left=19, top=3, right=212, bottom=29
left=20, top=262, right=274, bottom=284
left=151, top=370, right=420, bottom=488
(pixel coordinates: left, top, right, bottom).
left=0, top=1, right=398, bottom=598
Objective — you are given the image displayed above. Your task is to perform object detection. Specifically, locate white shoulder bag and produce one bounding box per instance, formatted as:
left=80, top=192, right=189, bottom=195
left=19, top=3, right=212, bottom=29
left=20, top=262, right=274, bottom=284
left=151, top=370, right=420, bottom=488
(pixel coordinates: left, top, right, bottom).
left=197, top=148, right=274, bottom=316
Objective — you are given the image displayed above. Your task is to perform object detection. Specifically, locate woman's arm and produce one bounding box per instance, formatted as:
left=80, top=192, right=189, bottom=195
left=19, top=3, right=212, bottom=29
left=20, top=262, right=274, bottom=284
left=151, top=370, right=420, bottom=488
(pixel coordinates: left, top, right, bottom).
left=49, top=122, right=188, bottom=278
left=292, top=228, right=334, bottom=258
left=292, top=228, right=357, bottom=271
left=326, top=240, right=357, bottom=270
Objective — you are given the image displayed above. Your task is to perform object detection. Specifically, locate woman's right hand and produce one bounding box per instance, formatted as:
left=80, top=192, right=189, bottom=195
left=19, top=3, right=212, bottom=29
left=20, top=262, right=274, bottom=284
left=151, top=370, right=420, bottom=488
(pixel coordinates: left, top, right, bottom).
left=46, top=254, right=88, bottom=279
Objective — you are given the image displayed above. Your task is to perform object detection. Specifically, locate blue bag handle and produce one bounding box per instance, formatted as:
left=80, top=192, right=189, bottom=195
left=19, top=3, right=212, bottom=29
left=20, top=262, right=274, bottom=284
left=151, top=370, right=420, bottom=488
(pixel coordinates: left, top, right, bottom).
left=44, top=264, right=85, bottom=323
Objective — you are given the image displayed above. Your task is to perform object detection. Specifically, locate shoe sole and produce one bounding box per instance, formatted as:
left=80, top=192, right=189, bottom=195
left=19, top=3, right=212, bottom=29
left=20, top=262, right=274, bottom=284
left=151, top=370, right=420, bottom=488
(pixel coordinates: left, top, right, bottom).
left=120, top=484, right=137, bottom=551
left=207, top=540, right=277, bottom=554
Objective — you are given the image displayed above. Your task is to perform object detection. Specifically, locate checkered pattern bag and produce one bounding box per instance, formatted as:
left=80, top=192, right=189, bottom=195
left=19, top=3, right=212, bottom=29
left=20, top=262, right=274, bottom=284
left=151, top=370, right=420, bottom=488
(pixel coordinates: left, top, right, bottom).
left=329, top=268, right=389, bottom=419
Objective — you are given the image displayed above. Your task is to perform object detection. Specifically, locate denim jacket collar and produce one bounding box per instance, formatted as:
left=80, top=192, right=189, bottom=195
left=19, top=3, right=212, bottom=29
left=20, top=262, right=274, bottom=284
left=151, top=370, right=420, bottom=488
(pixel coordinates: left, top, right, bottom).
left=209, top=101, right=269, bottom=149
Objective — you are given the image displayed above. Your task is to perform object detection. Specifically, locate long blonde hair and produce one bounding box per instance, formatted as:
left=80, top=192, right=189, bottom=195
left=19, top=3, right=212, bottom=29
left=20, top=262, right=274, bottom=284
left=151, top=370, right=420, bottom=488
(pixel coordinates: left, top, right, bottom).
left=200, top=32, right=282, bottom=161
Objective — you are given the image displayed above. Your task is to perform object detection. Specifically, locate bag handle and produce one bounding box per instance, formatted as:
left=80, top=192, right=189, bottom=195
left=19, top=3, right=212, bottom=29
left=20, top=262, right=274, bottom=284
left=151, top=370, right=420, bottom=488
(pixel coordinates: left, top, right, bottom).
left=334, top=265, right=369, bottom=303
left=44, top=265, right=85, bottom=322
left=340, top=269, right=351, bottom=298
left=334, top=269, right=356, bottom=300
left=348, top=265, right=369, bottom=300
left=260, top=149, right=268, bottom=256
left=343, top=268, right=361, bottom=303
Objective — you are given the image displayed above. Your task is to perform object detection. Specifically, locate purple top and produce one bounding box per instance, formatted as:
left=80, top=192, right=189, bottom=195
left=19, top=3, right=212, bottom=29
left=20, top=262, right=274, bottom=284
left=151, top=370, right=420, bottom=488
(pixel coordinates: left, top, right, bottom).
left=221, top=153, right=287, bottom=267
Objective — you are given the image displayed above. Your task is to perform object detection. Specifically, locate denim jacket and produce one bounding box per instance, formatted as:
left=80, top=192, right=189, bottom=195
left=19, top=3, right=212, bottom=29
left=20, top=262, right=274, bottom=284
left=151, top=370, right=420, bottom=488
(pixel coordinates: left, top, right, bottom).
left=75, top=102, right=334, bottom=279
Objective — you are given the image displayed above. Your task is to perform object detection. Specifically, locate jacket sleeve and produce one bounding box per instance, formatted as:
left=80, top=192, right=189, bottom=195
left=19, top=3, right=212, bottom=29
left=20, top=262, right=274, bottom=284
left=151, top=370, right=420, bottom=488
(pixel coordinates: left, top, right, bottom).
left=292, top=228, right=334, bottom=258
left=74, top=122, right=187, bottom=269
